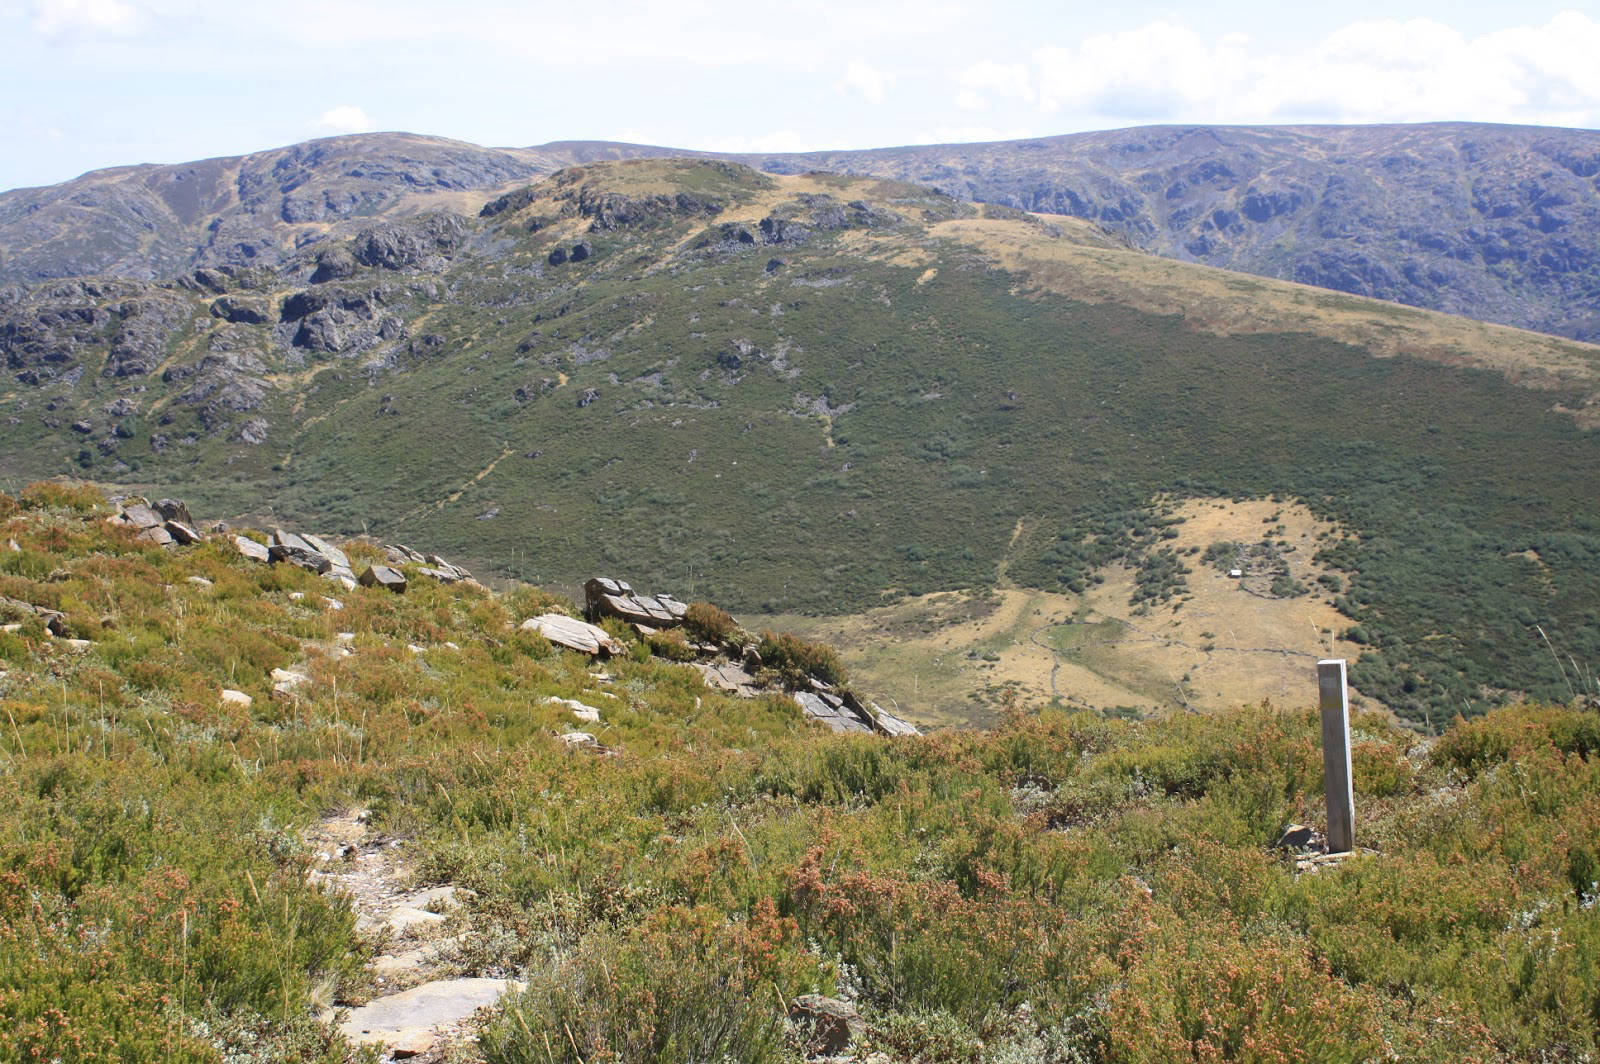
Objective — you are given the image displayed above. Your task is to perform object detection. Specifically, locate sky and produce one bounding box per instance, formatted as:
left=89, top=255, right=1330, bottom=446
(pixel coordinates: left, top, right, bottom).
left=2, top=0, right=1598, bottom=192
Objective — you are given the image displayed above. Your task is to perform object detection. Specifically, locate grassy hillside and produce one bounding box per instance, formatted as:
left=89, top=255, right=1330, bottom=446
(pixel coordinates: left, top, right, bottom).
left=3, top=160, right=1600, bottom=724
left=2, top=483, right=1599, bottom=1062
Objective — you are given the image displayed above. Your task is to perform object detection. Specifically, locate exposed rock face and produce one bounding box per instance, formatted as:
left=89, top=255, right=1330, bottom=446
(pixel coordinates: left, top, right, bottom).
left=8, top=127, right=1600, bottom=337
left=352, top=213, right=467, bottom=271
left=0, top=133, right=560, bottom=283
left=173, top=348, right=269, bottom=413
left=209, top=295, right=269, bottom=325
left=233, top=534, right=270, bottom=563
left=108, top=496, right=207, bottom=550
left=521, top=613, right=623, bottom=655
left=1, top=281, right=186, bottom=384
left=565, top=186, right=729, bottom=231
left=794, top=684, right=920, bottom=737
left=794, top=690, right=874, bottom=733
left=309, top=246, right=359, bottom=284
left=734, top=122, right=1600, bottom=340
left=584, top=576, right=688, bottom=628
left=278, top=284, right=404, bottom=354
left=103, top=294, right=189, bottom=378
left=358, top=564, right=407, bottom=593
left=270, top=530, right=334, bottom=573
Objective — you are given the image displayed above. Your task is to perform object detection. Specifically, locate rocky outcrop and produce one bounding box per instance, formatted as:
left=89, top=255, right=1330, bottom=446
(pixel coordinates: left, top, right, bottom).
left=584, top=576, right=687, bottom=630
left=521, top=613, right=624, bottom=655
left=208, top=295, right=269, bottom=325
left=173, top=347, right=269, bottom=414
left=108, top=496, right=207, bottom=548
left=309, top=246, right=359, bottom=284
left=0, top=595, right=70, bottom=636
left=359, top=565, right=407, bottom=593
left=278, top=285, right=404, bottom=354
left=733, top=122, right=1600, bottom=340
left=583, top=574, right=920, bottom=736
left=794, top=684, right=920, bottom=737
left=233, top=535, right=270, bottom=563
left=102, top=294, right=189, bottom=378
left=352, top=214, right=467, bottom=271
left=1, top=281, right=183, bottom=384
left=1, top=291, right=110, bottom=378
left=270, top=530, right=334, bottom=573
left=571, top=189, right=727, bottom=231
left=383, top=544, right=476, bottom=587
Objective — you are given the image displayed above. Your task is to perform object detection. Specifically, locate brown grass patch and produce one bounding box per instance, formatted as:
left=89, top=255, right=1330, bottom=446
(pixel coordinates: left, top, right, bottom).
left=759, top=497, right=1367, bottom=727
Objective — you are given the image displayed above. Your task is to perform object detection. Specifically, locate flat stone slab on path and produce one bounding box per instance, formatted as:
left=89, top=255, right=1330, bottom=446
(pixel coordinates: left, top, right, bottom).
left=341, top=977, right=519, bottom=1057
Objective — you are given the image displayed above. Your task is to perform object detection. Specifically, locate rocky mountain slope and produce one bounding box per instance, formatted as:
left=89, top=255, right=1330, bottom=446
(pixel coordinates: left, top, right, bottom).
left=0, top=133, right=670, bottom=283
left=737, top=123, right=1600, bottom=341
left=6, top=123, right=1600, bottom=340
left=2, top=157, right=1599, bottom=725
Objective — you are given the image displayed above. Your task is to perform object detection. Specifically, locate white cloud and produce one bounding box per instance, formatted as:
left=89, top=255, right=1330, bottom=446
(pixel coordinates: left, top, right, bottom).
left=835, top=60, right=895, bottom=104
left=955, top=60, right=1035, bottom=111
left=315, top=105, right=374, bottom=134
left=30, top=0, right=145, bottom=38
left=961, top=11, right=1600, bottom=129
left=1032, top=21, right=1250, bottom=120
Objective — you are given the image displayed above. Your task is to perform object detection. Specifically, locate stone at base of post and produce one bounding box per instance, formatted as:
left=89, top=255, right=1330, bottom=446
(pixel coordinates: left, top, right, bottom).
left=1318, top=659, right=1355, bottom=854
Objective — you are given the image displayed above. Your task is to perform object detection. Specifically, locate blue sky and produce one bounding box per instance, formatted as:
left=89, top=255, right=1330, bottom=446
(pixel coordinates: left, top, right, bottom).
left=2, top=0, right=1598, bottom=192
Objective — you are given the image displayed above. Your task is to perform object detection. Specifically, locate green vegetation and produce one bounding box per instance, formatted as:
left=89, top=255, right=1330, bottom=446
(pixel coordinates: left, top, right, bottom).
left=2, top=485, right=1599, bottom=1061
left=4, top=161, right=1600, bottom=723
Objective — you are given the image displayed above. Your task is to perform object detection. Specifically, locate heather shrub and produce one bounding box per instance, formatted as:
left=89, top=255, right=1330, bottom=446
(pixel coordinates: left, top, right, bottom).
left=682, top=600, right=739, bottom=645
left=758, top=630, right=846, bottom=687
left=645, top=627, right=697, bottom=662
left=480, top=902, right=817, bottom=1064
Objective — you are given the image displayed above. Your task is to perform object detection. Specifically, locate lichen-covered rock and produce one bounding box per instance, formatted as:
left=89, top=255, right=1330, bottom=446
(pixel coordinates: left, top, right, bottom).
left=358, top=564, right=407, bottom=593
left=269, top=530, right=333, bottom=573
left=584, top=577, right=688, bottom=627
left=521, top=614, right=623, bottom=656
left=788, top=995, right=866, bottom=1056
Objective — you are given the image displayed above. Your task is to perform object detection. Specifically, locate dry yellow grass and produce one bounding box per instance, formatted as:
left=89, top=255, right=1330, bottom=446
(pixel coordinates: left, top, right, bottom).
left=931, top=217, right=1600, bottom=425
left=762, top=497, right=1365, bottom=726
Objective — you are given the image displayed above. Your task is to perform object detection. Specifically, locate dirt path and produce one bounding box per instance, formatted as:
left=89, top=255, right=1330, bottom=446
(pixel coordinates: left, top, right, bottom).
left=307, top=812, right=514, bottom=1062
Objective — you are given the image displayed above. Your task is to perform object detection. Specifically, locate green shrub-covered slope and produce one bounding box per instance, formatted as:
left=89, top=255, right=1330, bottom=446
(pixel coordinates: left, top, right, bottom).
left=2, top=484, right=1598, bottom=1062
left=4, top=160, right=1600, bottom=721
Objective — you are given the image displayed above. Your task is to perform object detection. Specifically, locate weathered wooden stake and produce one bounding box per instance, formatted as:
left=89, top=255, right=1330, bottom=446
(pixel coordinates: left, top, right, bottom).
left=1318, top=659, right=1355, bottom=853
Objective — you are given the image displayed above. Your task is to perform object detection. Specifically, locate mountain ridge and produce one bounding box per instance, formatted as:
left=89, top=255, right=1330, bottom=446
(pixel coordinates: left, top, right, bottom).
left=5, top=122, right=1600, bottom=340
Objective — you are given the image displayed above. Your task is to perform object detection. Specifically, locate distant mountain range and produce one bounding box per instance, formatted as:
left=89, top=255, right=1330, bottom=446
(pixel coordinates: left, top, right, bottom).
left=4, top=122, right=1600, bottom=339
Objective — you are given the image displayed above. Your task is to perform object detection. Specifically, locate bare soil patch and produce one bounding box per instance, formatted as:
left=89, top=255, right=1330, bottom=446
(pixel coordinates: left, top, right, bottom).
left=766, top=497, right=1365, bottom=725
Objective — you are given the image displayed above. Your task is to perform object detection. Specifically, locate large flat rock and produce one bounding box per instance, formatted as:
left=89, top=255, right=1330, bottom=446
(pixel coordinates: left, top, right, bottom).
left=521, top=613, right=623, bottom=655
left=340, top=977, right=518, bottom=1054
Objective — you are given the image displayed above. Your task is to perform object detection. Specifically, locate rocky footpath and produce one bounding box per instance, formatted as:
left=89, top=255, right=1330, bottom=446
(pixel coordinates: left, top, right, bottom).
left=306, top=811, right=517, bottom=1062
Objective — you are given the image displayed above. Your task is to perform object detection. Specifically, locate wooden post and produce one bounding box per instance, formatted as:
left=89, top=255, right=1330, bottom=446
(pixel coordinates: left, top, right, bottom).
left=1318, top=659, right=1354, bottom=853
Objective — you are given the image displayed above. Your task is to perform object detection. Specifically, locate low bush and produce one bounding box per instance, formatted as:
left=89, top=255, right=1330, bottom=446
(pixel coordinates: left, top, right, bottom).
left=758, top=630, right=847, bottom=688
